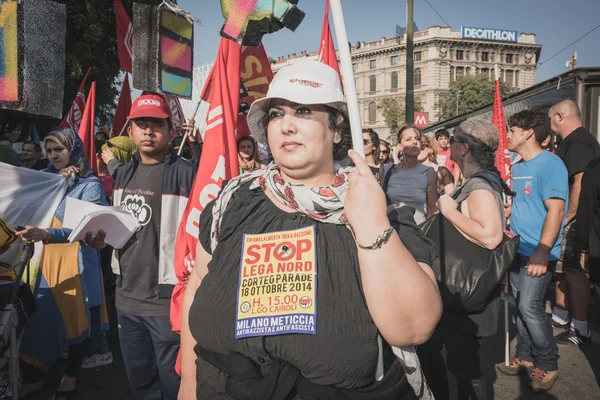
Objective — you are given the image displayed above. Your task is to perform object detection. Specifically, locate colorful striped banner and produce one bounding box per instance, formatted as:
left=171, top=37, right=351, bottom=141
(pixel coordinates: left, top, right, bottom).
left=0, top=1, right=19, bottom=103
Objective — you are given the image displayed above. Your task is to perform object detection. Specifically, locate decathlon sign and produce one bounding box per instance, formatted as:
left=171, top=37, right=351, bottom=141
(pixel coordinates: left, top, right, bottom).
left=461, top=26, right=518, bottom=43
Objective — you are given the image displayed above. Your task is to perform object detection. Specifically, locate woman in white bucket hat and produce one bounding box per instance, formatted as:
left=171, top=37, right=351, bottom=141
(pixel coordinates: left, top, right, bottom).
left=178, top=60, right=441, bottom=400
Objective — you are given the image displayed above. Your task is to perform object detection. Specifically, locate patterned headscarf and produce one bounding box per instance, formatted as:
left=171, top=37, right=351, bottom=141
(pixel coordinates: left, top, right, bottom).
left=101, top=136, right=137, bottom=165
left=44, top=128, right=94, bottom=178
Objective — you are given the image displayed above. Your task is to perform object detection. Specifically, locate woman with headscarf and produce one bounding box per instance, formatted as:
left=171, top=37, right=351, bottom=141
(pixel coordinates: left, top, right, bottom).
left=177, top=60, right=441, bottom=399
left=99, top=136, right=137, bottom=181
left=15, top=128, right=109, bottom=400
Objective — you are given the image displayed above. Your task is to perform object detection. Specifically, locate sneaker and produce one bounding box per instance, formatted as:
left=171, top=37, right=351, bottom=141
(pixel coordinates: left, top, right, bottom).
left=496, top=358, right=535, bottom=376
left=529, top=368, right=558, bottom=391
left=81, top=352, right=113, bottom=369
left=551, top=318, right=570, bottom=329
left=555, top=327, right=591, bottom=346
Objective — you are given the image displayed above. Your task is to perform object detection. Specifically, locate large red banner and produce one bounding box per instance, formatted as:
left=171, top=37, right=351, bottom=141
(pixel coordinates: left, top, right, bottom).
left=59, top=67, right=92, bottom=133
left=171, top=39, right=242, bottom=340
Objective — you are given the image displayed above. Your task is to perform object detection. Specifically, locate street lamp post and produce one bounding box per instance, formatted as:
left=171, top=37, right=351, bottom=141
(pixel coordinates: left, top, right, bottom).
left=405, top=0, right=414, bottom=124
left=452, top=89, right=463, bottom=116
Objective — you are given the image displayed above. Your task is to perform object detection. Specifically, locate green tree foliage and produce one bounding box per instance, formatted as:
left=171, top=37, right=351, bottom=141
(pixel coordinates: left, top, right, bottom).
left=437, top=74, right=514, bottom=121
left=377, top=97, right=424, bottom=141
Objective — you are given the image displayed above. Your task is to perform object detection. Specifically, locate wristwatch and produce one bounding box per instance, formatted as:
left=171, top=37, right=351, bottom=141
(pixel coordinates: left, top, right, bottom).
left=356, top=227, right=394, bottom=250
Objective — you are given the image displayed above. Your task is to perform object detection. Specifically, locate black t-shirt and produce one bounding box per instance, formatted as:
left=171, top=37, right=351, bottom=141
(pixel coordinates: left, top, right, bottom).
left=189, top=182, right=433, bottom=396
left=116, top=162, right=169, bottom=316
left=556, top=127, right=600, bottom=185
left=32, top=159, right=49, bottom=170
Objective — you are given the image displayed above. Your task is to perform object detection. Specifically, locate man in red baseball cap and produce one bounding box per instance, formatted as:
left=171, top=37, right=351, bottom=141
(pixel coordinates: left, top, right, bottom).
left=88, top=92, right=196, bottom=399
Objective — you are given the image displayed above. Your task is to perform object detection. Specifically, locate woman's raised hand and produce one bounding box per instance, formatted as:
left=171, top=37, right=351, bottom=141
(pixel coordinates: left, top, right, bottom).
left=101, top=148, right=116, bottom=164
left=344, top=150, right=389, bottom=241
left=59, top=166, right=79, bottom=179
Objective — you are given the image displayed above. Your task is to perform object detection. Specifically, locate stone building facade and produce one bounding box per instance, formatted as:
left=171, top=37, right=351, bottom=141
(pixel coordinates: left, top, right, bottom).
left=272, top=26, right=542, bottom=140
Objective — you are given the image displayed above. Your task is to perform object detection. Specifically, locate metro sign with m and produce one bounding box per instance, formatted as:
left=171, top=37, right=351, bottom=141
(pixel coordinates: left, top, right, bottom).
left=414, top=112, right=429, bottom=127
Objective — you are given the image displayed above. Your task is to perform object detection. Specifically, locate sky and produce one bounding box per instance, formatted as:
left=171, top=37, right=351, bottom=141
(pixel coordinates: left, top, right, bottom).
left=179, top=0, right=600, bottom=84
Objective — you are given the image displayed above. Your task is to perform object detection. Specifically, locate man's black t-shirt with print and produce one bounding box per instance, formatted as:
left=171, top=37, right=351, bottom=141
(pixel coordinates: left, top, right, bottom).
left=556, top=127, right=600, bottom=185
left=116, top=162, right=169, bottom=316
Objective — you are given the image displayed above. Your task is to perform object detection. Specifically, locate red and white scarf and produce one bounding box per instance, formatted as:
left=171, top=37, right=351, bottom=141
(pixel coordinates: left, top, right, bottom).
left=210, top=162, right=351, bottom=252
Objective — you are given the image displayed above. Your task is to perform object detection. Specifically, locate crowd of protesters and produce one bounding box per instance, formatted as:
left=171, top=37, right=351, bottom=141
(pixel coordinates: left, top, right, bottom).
left=0, top=61, right=598, bottom=399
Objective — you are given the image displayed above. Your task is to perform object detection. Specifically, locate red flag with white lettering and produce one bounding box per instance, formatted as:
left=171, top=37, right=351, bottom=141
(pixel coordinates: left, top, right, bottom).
left=78, top=82, right=97, bottom=173
left=492, top=79, right=510, bottom=181
left=318, top=0, right=342, bottom=84
left=59, top=67, right=92, bottom=132
left=113, top=74, right=132, bottom=137
left=114, top=0, right=133, bottom=72
left=171, top=38, right=241, bottom=344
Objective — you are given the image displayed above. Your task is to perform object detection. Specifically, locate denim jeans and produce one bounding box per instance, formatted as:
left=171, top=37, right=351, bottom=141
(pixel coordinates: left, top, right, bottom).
left=510, top=254, right=559, bottom=371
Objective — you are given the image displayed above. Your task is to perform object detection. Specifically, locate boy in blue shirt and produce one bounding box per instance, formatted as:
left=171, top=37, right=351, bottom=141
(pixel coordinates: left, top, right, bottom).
left=496, top=110, right=568, bottom=391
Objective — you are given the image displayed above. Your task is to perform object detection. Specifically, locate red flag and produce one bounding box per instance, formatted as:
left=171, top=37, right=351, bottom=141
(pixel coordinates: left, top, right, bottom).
left=114, top=0, right=133, bottom=72
left=318, top=0, right=342, bottom=84
left=60, top=67, right=92, bottom=132
left=238, top=44, right=274, bottom=136
left=113, top=74, right=132, bottom=137
left=78, top=82, right=97, bottom=173
left=165, top=95, right=186, bottom=131
left=492, top=79, right=510, bottom=181
left=171, top=38, right=241, bottom=345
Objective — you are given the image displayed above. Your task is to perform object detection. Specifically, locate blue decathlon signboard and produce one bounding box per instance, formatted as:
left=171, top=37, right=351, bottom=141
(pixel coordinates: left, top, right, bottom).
left=461, top=26, right=518, bottom=43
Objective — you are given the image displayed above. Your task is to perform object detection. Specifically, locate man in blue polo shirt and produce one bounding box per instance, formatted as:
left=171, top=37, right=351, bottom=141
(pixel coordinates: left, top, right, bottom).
left=496, top=110, right=568, bottom=392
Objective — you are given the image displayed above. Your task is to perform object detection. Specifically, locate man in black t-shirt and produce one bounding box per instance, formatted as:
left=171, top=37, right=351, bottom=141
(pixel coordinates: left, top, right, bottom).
left=549, top=99, right=600, bottom=345
left=89, top=93, right=197, bottom=400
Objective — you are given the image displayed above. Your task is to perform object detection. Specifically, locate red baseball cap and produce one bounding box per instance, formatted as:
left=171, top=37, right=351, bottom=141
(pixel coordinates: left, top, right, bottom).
left=127, top=93, right=172, bottom=121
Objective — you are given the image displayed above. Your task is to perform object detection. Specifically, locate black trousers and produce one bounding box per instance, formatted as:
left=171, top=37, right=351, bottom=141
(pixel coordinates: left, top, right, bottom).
left=417, top=323, right=487, bottom=400
left=117, top=310, right=180, bottom=400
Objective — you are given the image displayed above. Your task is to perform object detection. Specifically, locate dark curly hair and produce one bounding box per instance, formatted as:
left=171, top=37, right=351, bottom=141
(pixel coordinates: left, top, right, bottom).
left=507, top=109, right=551, bottom=144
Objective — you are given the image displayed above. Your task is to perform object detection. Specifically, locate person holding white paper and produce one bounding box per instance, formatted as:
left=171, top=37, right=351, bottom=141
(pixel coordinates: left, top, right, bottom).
left=15, top=128, right=110, bottom=399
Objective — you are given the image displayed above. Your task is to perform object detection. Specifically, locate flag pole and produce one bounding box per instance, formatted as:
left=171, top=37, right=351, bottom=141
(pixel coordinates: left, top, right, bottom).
left=177, top=100, right=202, bottom=156
left=329, top=0, right=364, bottom=159
left=495, top=62, right=510, bottom=367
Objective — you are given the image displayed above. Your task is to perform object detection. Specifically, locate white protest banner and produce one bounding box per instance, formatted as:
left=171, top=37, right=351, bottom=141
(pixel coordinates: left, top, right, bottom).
left=0, top=163, right=67, bottom=284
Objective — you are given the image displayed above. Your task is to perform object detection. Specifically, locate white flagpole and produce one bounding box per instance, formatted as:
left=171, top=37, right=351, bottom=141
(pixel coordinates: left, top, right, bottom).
left=329, top=0, right=365, bottom=159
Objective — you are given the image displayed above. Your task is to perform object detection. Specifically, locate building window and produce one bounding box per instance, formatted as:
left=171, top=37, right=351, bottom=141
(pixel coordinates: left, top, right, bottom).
left=368, top=102, right=376, bottom=122
left=391, top=72, right=399, bottom=89
left=506, top=53, right=514, bottom=63
left=456, top=66, right=465, bottom=78
left=391, top=55, right=399, bottom=66
left=505, top=69, right=514, bottom=86
left=370, top=59, right=377, bottom=69
left=369, top=75, right=377, bottom=92
left=450, top=66, right=455, bottom=82
left=481, top=67, right=489, bottom=78
left=481, top=52, right=489, bottom=62
left=352, top=63, right=357, bottom=73
left=414, top=68, right=422, bottom=86
left=515, top=70, right=520, bottom=87
left=456, top=50, right=464, bottom=60
left=414, top=51, right=422, bottom=61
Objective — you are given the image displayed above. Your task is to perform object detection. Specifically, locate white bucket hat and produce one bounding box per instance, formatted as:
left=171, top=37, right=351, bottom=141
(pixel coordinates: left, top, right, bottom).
left=247, top=59, right=347, bottom=146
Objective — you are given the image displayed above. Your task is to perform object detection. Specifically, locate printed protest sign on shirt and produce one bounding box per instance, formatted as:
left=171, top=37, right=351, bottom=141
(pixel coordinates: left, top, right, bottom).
left=236, top=226, right=317, bottom=339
